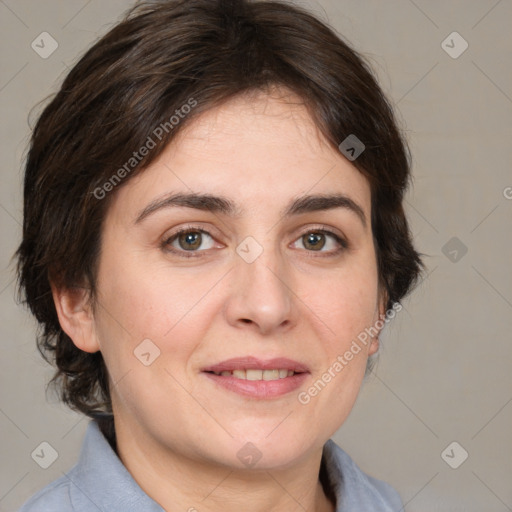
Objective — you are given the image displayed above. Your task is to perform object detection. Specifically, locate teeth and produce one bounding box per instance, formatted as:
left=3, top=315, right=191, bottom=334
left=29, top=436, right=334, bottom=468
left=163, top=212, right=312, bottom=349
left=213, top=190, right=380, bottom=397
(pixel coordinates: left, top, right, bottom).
left=263, top=369, right=279, bottom=381
left=211, top=369, right=297, bottom=380
left=246, top=369, right=263, bottom=381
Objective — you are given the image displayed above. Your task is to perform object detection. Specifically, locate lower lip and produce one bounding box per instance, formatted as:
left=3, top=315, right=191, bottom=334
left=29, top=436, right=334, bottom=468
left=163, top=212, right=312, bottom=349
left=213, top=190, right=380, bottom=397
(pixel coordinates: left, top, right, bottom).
left=202, top=372, right=309, bottom=399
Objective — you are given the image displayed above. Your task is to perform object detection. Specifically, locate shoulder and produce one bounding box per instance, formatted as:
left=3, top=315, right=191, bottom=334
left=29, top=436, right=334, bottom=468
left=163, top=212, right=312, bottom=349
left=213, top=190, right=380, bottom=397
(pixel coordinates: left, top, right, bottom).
left=17, top=419, right=100, bottom=512
left=323, top=439, right=403, bottom=511
left=18, top=419, right=164, bottom=512
left=18, top=475, right=73, bottom=512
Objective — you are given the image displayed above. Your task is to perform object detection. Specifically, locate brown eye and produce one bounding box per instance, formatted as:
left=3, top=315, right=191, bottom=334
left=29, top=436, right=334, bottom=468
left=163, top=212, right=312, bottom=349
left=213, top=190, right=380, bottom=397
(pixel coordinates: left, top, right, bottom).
left=163, top=228, right=216, bottom=257
left=177, top=231, right=203, bottom=251
left=292, top=229, right=348, bottom=255
left=302, top=232, right=326, bottom=251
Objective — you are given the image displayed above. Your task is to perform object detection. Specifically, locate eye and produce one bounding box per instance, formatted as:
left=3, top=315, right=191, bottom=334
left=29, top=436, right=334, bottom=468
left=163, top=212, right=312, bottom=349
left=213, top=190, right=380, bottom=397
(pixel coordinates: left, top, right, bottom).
left=291, top=229, right=348, bottom=254
left=161, top=225, right=348, bottom=259
left=162, top=227, right=216, bottom=257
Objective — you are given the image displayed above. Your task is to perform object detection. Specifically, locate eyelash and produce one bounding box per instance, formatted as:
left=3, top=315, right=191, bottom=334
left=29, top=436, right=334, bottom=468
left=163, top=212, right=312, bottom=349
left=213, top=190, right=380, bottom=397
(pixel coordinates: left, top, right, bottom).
left=161, top=224, right=348, bottom=259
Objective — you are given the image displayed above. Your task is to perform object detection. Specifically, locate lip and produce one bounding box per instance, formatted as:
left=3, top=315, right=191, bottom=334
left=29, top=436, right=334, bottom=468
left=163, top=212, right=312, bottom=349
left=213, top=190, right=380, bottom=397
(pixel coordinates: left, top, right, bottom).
left=201, top=356, right=310, bottom=373
left=203, top=371, right=309, bottom=399
left=201, top=356, right=310, bottom=399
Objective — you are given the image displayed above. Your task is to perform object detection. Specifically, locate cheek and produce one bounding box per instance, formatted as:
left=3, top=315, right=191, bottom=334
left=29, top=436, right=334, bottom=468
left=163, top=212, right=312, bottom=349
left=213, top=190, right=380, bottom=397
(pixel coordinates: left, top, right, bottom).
left=92, top=254, right=222, bottom=370
left=91, top=269, right=204, bottom=420
left=295, top=252, right=379, bottom=421
left=303, top=255, right=380, bottom=352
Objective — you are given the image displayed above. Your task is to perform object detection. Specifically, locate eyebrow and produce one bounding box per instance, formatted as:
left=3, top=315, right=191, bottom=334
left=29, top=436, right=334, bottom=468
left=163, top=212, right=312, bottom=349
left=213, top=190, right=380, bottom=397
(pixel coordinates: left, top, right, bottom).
left=135, top=192, right=367, bottom=228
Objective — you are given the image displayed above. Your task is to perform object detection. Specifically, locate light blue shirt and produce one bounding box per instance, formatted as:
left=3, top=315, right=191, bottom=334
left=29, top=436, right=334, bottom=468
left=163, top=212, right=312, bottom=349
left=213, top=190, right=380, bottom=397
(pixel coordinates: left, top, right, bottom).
left=19, top=420, right=403, bottom=511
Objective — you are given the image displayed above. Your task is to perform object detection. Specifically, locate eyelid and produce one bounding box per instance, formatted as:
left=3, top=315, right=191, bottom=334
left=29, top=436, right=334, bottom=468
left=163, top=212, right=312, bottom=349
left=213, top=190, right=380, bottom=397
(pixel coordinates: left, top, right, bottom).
left=161, top=223, right=348, bottom=258
left=290, top=224, right=349, bottom=253
left=296, top=224, right=347, bottom=245
left=161, top=224, right=220, bottom=258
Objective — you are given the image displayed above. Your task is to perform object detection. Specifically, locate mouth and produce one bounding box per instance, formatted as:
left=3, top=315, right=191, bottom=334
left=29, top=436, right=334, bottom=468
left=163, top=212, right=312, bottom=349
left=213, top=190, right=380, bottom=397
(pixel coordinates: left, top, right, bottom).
left=206, top=368, right=299, bottom=381
left=201, top=356, right=309, bottom=398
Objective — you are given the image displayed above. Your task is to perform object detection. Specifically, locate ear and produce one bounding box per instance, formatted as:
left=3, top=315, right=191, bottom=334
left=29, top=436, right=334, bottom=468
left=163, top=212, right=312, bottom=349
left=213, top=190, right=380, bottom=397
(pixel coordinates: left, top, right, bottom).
left=368, top=288, right=388, bottom=357
left=51, top=284, right=100, bottom=353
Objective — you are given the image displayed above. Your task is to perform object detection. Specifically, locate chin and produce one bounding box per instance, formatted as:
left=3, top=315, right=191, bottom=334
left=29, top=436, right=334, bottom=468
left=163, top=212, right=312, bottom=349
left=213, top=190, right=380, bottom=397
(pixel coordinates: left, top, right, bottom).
left=207, top=428, right=318, bottom=471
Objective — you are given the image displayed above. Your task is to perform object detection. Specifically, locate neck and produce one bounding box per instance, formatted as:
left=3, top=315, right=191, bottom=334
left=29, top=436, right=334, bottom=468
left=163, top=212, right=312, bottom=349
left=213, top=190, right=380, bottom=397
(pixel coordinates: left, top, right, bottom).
left=112, top=418, right=335, bottom=512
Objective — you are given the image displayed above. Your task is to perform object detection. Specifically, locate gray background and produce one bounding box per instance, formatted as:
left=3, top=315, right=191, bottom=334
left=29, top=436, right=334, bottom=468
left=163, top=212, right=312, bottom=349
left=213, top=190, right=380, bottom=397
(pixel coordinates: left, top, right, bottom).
left=1, top=1, right=511, bottom=510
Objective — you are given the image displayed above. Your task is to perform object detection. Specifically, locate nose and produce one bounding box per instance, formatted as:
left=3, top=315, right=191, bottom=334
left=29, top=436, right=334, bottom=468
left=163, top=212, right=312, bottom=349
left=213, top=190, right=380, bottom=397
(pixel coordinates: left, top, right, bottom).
left=223, top=241, right=297, bottom=336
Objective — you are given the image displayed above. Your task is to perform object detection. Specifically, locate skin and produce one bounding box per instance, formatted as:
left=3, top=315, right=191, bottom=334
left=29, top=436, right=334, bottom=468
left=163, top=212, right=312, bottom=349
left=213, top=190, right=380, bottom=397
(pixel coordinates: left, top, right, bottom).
left=53, top=87, right=387, bottom=512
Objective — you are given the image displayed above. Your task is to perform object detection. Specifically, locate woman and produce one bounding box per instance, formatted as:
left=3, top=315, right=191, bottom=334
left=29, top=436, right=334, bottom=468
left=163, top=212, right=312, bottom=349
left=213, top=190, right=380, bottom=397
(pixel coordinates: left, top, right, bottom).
left=17, top=0, right=424, bottom=510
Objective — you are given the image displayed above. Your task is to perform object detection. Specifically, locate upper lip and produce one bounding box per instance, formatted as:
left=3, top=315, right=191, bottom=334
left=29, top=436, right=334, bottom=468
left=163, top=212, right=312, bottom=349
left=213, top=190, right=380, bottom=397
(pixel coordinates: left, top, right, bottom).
left=202, top=356, right=310, bottom=373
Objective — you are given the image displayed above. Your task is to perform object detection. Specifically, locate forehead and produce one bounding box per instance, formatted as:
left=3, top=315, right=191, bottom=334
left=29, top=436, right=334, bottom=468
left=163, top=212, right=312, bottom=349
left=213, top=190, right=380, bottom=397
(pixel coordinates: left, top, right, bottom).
left=171, top=89, right=341, bottom=170
left=108, top=89, right=371, bottom=223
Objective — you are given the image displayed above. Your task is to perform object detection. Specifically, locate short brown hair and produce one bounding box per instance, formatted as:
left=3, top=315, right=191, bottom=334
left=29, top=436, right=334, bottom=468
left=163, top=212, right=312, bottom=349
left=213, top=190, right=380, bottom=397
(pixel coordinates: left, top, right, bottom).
left=16, top=0, right=425, bottom=421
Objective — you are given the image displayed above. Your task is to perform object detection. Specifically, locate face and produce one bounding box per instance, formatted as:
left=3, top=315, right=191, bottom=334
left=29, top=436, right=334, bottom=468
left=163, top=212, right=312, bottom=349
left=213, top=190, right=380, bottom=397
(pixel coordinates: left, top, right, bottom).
left=71, top=89, right=386, bottom=469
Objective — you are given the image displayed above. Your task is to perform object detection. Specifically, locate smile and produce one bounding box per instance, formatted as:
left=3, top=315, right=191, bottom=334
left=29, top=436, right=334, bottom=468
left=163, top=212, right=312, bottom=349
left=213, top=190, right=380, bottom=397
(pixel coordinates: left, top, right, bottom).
left=207, top=369, right=297, bottom=380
